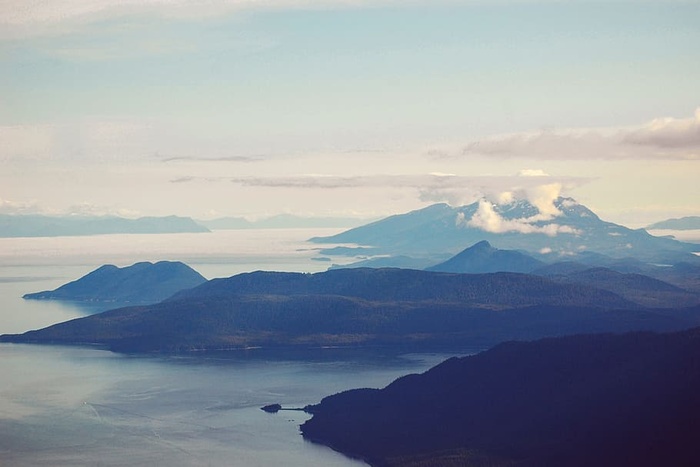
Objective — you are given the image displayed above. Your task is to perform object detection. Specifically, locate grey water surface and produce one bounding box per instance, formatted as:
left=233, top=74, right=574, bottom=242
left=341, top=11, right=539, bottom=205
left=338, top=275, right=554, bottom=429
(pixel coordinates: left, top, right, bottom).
left=0, top=231, right=470, bottom=466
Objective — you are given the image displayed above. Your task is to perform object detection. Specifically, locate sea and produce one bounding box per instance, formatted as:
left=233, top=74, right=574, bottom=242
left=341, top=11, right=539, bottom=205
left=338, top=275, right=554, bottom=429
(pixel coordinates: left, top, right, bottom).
left=0, top=229, right=471, bottom=466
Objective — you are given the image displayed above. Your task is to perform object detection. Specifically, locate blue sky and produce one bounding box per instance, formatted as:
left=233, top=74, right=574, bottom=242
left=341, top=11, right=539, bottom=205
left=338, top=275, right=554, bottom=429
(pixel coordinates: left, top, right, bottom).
left=1, top=1, right=699, bottom=226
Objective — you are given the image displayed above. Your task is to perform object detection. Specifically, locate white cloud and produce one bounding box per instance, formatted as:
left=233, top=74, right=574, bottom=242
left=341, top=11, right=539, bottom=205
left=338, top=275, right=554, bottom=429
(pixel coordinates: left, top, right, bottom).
left=461, top=128, right=620, bottom=160
left=461, top=199, right=579, bottom=237
left=455, top=108, right=700, bottom=161
left=215, top=173, right=590, bottom=209
left=464, top=199, right=579, bottom=237
left=454, top=179, right=581, bottom=237
left=0, top=197, right=41, bottom=215
left=497, top=191, right=515, bottom=204
left=623, top=108, right=700, bottom=149
left=525, top=182, right=563, bottom=220
left=518, top=169, right=549, bottom=177
left=560, top=198, right=577, bottom=208
left=210, top=173, right=586, bottom=191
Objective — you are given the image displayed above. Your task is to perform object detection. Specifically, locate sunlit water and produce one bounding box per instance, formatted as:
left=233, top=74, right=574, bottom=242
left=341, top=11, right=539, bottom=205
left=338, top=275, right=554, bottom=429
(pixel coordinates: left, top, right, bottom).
left=0, top=230, right=471, bottom=466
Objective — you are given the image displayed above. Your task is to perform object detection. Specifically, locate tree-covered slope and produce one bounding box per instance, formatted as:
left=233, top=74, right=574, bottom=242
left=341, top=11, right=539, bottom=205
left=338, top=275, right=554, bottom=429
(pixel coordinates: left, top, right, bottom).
left=426, top=240, right=544, bottom=274
left=5, top=268, right=700, bottom=353
left=301, top=327, right=700, bottom=467
left=24, top=261, right=206, bottom=305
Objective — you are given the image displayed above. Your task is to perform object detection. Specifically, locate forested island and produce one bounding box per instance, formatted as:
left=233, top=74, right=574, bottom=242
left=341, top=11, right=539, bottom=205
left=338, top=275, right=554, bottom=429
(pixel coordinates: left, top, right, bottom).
left=301, top=327, right=700, bottom=466
left=3, top=267, right=699, bottom=352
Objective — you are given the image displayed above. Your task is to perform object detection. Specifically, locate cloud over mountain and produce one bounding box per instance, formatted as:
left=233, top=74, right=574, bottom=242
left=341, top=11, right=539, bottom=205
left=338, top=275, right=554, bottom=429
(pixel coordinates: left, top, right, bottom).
left=457, top=182, right=581, bottom=237
left=462, top=198, right=580, bottom=237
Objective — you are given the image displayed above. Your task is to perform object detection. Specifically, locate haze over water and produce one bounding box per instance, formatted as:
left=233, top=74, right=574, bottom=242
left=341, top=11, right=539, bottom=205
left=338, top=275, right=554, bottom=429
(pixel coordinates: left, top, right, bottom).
left=0, top=229, right=466, bottom=466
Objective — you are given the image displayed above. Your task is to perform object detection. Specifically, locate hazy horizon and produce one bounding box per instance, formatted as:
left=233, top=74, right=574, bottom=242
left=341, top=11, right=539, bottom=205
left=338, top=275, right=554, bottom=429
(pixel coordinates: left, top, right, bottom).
left=2, top=1, right=699, bottom=229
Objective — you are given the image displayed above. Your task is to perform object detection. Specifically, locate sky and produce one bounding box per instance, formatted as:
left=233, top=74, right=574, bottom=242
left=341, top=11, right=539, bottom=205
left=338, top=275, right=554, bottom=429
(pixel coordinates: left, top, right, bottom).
left=1, top=0, right=699, bottom=227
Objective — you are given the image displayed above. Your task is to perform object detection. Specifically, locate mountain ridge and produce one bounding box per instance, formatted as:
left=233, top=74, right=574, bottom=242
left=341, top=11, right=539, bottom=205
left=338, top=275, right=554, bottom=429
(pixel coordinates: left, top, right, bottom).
left=24, top=260, right=207, bottom=306
left=0, top=214, right=209, bottom=237
left=311, top=197, right=698, bottom=264
left=300, top=326, right=700, bottom=466
left=426, top=240, right=544, bottom=274
left=647, top=216, right=700, bottom=231
left=6, top=268, right=700, bottom=353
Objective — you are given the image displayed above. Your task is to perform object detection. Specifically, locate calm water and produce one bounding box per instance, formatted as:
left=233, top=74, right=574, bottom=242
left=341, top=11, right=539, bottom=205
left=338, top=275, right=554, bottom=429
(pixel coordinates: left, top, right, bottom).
left=0, top=230, right=470, bottom=466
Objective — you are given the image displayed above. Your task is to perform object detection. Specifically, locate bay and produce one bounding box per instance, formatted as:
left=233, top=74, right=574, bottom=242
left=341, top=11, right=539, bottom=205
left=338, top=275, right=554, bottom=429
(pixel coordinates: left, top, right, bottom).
left=0, top=230, right=470, bottom=466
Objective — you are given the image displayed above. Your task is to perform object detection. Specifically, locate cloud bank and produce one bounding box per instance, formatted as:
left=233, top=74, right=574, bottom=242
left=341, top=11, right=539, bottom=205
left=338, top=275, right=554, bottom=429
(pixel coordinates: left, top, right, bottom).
left=181, top=173, right=591, bottom=207
left=454, top=108, right=700, bottom=161
left=3, top=110, right=698, bottom=165
left=623, top=108, right=700, bottom=149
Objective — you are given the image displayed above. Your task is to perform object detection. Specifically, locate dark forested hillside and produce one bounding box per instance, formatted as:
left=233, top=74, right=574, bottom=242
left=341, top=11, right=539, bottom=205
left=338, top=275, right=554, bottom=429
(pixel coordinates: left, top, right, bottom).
left=170, top=268, right=632, bottom=308
left=426, top=240, right=544, bottom=273
left=301, top=327, right=700, bottom=466
left=24, top=261, right=206, bottom=306
left=4, top=268, right=700, bottom=352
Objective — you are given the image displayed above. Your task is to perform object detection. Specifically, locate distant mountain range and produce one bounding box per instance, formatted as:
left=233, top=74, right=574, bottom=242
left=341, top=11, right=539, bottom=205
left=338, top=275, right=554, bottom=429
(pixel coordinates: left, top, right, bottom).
left=647, top=216, right=700, bottom=230
left=0, top=214, right=209, bottom=237
left=301, top=326, right=700, bottom=467
left=420, top=241, right=699, bottom=305
left=4, top=267, right=700, bottom=352
left=0, top=212, right=375, bottom=237
left=24, top=261, right=206, bottom=307
left=3, top=199, right=700, bottom=354
left=312, top=197, right=699, bottom=265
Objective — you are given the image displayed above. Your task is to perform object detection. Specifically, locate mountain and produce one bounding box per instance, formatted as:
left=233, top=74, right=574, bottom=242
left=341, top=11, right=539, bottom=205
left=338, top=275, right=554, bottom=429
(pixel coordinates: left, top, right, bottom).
left=536, top=266, right=699, bottom=308
left=23, top=261, right=206, bottom=306
left=0, top=214, right=209, bottom=237
left=647, top=216, right=700, bottom=230
left=426, top=240, right=544, bottom=274
left=6, top=268, right=700, bottom=353
left=310, top=198, right=698, bottom=264
left=531, top=255, right=700, bottom=296
left=301, top=327, right=700, bottom=467
left=167, top=268, right=631, bottom=307
left=532, top=261, right=591, bottom=276
left=330, top=255, right=439, bottom=271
